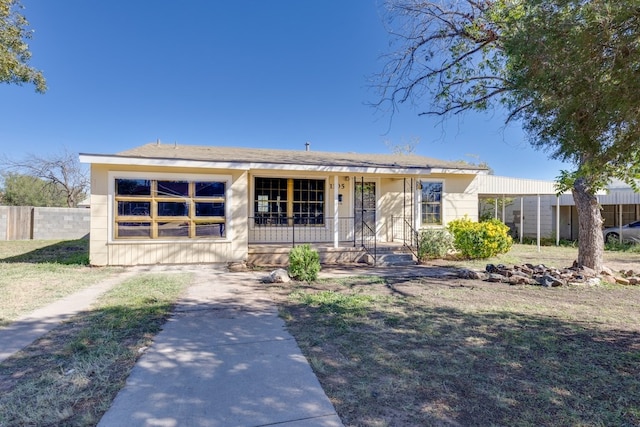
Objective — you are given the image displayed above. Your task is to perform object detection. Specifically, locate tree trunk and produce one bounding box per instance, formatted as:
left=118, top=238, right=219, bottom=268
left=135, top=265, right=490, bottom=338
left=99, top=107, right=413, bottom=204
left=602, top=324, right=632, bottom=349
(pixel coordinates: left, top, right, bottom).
left=572, top=177, right=604, bottom=271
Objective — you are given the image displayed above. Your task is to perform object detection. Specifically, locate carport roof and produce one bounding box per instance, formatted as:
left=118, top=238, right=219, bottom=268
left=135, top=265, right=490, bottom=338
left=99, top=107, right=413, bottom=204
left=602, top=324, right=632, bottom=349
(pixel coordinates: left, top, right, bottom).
left=475, top=175, right=560, bottom=197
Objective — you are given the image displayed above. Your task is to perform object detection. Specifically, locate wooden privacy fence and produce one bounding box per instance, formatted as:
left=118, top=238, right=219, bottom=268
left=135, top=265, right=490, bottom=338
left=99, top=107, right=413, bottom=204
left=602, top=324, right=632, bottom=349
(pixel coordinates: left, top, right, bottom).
left=6, top=206, right=33, bottom=240
left=0, top=206, right=90, bottom=241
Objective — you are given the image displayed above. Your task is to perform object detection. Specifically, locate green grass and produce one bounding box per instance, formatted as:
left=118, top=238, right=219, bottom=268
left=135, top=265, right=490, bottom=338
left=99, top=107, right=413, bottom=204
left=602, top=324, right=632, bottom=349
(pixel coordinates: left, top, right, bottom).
left=0, top=272, right=192, bottom=427
left=0, top=239, right=91, bottom=264
left=0, top=239, right=115, bottom=327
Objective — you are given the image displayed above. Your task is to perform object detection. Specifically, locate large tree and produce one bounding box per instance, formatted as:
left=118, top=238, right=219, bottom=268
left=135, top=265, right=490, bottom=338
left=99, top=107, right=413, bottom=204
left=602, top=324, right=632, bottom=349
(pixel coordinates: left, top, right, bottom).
left=0, top=172, right=68, bottom=206
left=2, top=150, right=88, bottom=207
left=375, top=0, right=640, bottom=271
left=0, top=0, right=46, bottom=92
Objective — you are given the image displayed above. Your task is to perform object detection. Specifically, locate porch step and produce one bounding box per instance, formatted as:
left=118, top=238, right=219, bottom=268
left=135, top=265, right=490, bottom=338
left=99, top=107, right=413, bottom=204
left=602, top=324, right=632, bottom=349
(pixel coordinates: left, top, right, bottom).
left=374, top=252, right=416, bottom=267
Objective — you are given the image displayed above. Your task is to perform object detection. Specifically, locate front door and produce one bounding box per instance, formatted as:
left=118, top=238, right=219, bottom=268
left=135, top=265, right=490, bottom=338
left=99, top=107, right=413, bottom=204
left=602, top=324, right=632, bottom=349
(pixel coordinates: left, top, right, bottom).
left=354, top=180, right=376, bottom=246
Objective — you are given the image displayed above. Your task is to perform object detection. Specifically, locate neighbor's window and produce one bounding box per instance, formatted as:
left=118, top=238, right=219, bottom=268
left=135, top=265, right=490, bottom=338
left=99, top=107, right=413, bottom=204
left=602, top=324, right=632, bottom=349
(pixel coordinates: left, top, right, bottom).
left=114, top=179, right=226, bottom=239
left=254, top=177, right=325, bottom=225
left=421, top=181, right=443, bottom=225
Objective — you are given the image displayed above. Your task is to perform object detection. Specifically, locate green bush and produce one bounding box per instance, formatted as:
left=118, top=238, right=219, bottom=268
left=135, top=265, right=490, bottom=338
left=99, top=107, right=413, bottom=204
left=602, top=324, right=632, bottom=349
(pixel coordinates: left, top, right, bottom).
left=288, top=244, right=321, bottom=282
left=605, top=240, right=640, bottom=253
left=417, top=228, right=455, bottom=261
left=447, top=217, right=513, bottom=259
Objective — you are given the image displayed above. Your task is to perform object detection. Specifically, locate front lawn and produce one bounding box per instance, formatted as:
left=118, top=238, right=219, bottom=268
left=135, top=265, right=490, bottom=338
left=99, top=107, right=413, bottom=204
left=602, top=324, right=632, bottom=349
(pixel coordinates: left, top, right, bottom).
left=0, top=239, right=115, bottom=327
left=269, top=245, right=640, bottom=426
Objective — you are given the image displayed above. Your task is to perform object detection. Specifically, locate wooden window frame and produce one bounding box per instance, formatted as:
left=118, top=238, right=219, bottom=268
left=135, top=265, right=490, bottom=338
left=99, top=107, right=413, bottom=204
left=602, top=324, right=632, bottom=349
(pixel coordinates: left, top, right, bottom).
left=111, top=174, right=228, bottom=241
left=254, top=177, right=325, bottom=226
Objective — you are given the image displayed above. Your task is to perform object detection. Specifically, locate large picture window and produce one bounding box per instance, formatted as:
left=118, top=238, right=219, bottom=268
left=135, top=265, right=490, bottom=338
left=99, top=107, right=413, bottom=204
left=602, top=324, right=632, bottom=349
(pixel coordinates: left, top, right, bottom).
left=114, top=178, right=226, bottom=239
left=254, top=177, right=325, bottom=225
left=421, top=181, right=443, bottom=225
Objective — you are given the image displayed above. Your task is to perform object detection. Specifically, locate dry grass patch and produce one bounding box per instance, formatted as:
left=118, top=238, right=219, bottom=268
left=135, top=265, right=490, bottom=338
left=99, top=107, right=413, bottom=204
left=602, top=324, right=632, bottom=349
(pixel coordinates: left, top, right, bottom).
left=0, top=272, right=191, bottom=427
left=0, top=240, right=115, bottom=327
left=270, top=272, right=640, bottom=426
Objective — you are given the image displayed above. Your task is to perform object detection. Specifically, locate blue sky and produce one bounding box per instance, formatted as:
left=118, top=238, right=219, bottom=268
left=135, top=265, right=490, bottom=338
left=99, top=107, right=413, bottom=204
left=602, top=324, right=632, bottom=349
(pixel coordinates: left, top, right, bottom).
left=1, top=0, right=569, bottom=180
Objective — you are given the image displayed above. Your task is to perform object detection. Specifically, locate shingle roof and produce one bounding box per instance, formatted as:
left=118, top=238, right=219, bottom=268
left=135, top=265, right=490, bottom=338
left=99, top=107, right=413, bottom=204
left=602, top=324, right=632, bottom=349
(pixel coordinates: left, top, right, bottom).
left=115, top=142, right=485, bottom=172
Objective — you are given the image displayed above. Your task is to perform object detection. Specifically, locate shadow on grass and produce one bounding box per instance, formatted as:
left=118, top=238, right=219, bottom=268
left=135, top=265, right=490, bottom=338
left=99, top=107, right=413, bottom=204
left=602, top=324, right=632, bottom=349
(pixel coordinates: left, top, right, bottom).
left=0, top=274, right=335, bottom=427
left=0, top=239, right=89, bottom=265
left=281, top=292, right=640, bottom=427
left=0, top=293, right=178, bottom=425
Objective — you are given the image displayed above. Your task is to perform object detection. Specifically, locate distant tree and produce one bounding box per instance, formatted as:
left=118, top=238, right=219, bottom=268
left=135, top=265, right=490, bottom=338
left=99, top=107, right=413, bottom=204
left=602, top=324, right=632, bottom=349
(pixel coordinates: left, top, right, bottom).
left=375, top=0, right=640, bottom=271
left=0, top=0, right=46, bottom=92
left=0, top=172, right=67, bottom=206
left=2, top=149, right=88, bottom=207
left=384, top=136, right=420, bottom=155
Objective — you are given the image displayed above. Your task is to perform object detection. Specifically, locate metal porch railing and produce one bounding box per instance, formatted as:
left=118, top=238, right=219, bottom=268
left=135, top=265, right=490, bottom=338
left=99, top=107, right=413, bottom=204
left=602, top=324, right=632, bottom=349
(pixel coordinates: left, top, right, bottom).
left=248, top=216, right=356, bottom=246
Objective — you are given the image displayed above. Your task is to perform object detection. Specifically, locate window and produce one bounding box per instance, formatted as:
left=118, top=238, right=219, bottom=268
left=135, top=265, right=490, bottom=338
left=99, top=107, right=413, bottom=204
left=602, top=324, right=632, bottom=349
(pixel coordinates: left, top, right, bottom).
left=254, top=177, right=325, bottom=225
left=421, top=181, right=443, bottom=225
left=114, top=178, right=226, bottom=239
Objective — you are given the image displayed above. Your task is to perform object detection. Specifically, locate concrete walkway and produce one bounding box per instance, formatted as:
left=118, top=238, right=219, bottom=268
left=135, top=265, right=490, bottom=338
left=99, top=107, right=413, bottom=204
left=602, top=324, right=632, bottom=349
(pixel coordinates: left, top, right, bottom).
left=97, top=266, right=342, bottom=427
left=0, top=270, right=137, bottom=363
left=1, top=265, right=343, bottom=427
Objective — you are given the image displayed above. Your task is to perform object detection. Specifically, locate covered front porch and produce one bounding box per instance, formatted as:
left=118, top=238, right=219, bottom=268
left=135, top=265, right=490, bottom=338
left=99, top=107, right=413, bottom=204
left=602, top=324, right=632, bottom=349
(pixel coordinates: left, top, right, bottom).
left=247, top=176, right=426, bottom=265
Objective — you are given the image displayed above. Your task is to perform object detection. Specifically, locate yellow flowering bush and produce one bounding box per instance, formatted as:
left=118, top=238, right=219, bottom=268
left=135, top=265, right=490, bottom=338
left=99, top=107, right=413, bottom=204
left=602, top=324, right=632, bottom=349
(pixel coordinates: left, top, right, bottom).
left=447, top=217, right=513, bottom=259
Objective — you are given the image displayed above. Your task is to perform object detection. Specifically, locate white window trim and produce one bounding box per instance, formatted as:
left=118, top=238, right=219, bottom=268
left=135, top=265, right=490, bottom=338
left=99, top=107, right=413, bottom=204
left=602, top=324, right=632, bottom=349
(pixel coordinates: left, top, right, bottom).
left=107, top=171, right=232, bottom=243
left=418, top=179, right=445, bottom=229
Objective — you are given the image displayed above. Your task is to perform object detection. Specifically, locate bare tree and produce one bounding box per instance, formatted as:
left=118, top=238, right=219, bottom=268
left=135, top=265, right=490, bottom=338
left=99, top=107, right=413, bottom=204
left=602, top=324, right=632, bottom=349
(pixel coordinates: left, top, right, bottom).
left=384, top=136, right=420, bottom=155
left=2, top=149, right=88, bottom=207
left=374, top=0, right=640, bottom=271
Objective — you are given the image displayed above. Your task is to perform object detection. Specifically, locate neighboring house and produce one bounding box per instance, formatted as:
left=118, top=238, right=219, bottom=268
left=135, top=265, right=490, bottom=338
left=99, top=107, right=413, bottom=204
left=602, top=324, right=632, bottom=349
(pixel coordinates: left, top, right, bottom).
left=79, top=142, right=557, bottom=266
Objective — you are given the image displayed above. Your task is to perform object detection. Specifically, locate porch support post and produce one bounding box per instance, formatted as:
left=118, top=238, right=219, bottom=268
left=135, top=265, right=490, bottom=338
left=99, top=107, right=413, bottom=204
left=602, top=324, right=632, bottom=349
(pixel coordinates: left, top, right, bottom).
left=619, top=204, right=623, bottom=243
left=501, top=195, right=505, bottom=222
left=333, top=175, right=339, bottom=248
left=537, top=195, right=541, bottom=252
left=494, top=198, right=498, bottom=219
left=415, top=180, right=420, bottom=231
left=556, top=196, right=560, bottom=246
left=520, top=197, right=524, bottom=244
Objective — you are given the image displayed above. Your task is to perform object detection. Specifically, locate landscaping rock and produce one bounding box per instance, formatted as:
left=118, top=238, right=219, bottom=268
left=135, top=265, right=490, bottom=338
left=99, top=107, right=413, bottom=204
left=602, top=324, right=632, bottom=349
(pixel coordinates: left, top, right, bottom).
left=486, top=273, right=507, bottom=283
left=537, top=274, right=565, bottom=287
left=615, top=276, right=631, bottom=285
left=600, top=266, right=614, bottom=276
left=586, top=277, right=602, bottom=286
left=227, top=261, right=248, bottom=272
left=460, top=261, right=639, bottom=288
left=267, top=268, right=291, bottom=283
left=457, top=269, right=486, bottom=280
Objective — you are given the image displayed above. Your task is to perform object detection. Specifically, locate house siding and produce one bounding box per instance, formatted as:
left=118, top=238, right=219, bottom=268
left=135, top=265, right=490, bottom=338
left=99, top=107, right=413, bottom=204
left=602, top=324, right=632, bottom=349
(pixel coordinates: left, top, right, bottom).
left=439, top=174, right=479, bottom=225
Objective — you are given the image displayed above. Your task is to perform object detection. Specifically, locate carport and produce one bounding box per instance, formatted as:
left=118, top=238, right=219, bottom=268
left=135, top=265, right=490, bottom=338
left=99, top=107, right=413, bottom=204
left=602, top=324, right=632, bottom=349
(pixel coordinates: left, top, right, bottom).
left=475, top=175, right=562, bottom=251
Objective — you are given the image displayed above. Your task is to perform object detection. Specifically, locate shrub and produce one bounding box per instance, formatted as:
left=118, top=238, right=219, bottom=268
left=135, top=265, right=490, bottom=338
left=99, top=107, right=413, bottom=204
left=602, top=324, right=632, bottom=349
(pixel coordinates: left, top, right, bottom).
left=288, top=244, right=321, bottom=282
left=605, top=240, right=640, bottom=253
left=447, top=217, right=513, bottom=259
left=417, top=228, right=455, bottom=261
